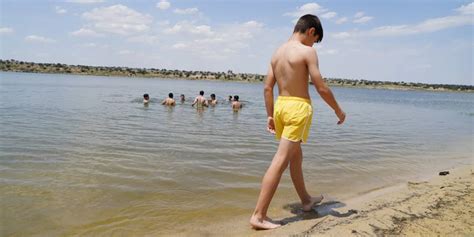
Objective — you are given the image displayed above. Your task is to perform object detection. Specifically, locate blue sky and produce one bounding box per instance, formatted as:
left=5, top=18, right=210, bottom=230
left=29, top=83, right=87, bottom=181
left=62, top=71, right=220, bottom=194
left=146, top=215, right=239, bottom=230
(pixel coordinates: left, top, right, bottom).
left=0, top=0, right=472, bottom=85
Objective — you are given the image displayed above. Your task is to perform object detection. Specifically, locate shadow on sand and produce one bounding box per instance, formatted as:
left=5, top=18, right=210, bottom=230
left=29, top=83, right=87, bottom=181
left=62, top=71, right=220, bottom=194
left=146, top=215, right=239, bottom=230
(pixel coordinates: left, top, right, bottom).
left=277, top=200, right=358, bottom=226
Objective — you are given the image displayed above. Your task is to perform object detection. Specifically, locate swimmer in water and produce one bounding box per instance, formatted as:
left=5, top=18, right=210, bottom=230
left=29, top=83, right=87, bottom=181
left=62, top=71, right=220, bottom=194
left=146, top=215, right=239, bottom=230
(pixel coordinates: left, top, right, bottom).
left=192, top=90, right=208, bottom=109
left=209, top=93, right=218, bottom=106
left=162, top=93, right=176, bottom=106
left=232, top=95, right=242, bottom=111
left=143, top=93, right=150, bottom=104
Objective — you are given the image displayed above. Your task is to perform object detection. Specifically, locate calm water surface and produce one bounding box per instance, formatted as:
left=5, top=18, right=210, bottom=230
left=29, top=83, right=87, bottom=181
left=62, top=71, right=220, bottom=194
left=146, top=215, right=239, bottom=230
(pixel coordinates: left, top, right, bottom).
left=0, top=72, right=472, bottom=236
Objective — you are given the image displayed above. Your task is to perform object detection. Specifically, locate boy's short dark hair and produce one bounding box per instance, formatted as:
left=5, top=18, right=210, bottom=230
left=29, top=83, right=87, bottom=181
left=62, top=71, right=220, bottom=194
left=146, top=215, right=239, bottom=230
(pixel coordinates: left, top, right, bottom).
left=210, top=94, right=216, bottom=98
left=293, top=14, right=323, bottom=43
left=180, top=94, right=185, bottom=97
left=143, top=93, right=149, bottom=98
left=169, top=93, right=173, bottom=98
left=233, top=95, right=239, bottom=101
left=200, top=91, right=204, bottom=96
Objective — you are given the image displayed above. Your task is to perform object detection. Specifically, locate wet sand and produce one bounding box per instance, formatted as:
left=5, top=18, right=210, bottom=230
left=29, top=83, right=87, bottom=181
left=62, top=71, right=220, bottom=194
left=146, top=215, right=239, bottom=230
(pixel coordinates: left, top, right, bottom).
left=186, top=165, right=473, bottom=236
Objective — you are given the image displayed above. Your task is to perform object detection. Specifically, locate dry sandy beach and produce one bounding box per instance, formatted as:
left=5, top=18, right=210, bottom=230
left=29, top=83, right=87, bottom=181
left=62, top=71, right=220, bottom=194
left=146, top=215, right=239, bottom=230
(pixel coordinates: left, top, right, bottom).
left=187, top=165, right=473, bottom=236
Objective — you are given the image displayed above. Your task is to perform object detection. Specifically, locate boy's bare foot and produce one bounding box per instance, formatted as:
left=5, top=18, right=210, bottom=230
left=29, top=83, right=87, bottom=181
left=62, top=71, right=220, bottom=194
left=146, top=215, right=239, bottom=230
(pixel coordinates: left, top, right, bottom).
left=302, top=195, right=324, bottom=212
left=249, top=216, right=281, bottom=230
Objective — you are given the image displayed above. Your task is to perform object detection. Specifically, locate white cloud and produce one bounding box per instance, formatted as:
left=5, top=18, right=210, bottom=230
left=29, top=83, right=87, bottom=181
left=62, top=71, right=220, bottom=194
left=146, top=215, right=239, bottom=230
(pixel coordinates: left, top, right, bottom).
left=284, top=3, right=341, bottom=24
left=410, top=63, right=432, bottom=70
left=70, top=28, right=102, bottom=37
left=319, top=49, right=338, bottom=55
left=25, top=35, right=56, bottom=43
left=332, top=31, right=351, bottom=39
left=157, top=20, right=170, bottom=26
left=368, top=14, right=472, bottom=36
left=334, top=5, right=473, bottom=39
left=354, top=16, right=373, bottom=23
left=163, top=23, right=183, bottom=34
left=165, top=20, right=264, bottom=59
left=354, top=11, right=365, bottom=18
left=190, top=25, right=214, bottom=36
left=284, top=3, right=327, bottom=17
left=174, top=8, right=199, bottom=15
left=353, top=12, right=373, bottom=23
left=172, top=43, right=188, bottom=49
left=0, top=27, right=13, bottom=34
left=127, top=35, right=159, bottom=44
left=118, top=49, right=133, bottom=55
left=243, top=20, right=264, bottom=28
left=156, top=0, right=170, bottom=10
left=456, top=2, right=474, bottom=15
left=82, top=42, right=97, bottom=47
left=163, top=21, right=214, bottom=36
left=55, top=6, right=67, bottom=14
left=321, top=11, right=337, bottom=19
left=66, top=0, right=105, bottom=3
left=82, top=4, right=153, bottom=35
left=336, top=17, right=348, bottom=24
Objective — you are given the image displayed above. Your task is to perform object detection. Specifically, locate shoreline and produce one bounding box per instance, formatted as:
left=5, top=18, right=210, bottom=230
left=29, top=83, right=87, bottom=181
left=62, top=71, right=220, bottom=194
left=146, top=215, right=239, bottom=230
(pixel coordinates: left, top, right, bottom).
left=1, top=70, right=473, bottom=94
left=186, top=164, right=473, bottom=236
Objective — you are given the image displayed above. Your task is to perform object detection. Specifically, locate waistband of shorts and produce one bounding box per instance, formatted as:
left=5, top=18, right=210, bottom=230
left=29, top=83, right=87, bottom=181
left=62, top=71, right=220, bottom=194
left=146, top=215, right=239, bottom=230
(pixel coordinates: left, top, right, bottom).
left=276, top=96, right=311, bottom=104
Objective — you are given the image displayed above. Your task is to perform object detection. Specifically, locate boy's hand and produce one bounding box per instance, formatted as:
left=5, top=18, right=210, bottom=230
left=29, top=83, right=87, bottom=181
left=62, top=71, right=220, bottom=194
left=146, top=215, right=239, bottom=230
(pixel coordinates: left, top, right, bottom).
left=267, top=117, right=276, bottom=134
left=335, top=109, right=346, bottom=125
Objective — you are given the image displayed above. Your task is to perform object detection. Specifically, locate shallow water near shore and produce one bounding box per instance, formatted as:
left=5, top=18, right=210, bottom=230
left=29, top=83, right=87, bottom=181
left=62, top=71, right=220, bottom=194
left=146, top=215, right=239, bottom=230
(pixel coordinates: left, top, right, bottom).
left=0, top=72, right=472, bottom=236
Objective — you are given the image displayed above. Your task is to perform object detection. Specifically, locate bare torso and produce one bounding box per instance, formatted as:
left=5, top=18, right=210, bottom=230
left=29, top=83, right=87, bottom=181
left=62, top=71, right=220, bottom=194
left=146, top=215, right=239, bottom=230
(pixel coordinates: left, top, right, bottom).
left=163, top=98, right=175, bottom=106
left=271, top=41, right=313, bottom=99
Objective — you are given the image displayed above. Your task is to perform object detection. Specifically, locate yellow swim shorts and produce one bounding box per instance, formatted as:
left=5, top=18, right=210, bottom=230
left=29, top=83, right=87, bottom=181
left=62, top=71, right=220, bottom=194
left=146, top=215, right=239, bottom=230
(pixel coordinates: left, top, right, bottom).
left=274, top=96, right=313, bottom=143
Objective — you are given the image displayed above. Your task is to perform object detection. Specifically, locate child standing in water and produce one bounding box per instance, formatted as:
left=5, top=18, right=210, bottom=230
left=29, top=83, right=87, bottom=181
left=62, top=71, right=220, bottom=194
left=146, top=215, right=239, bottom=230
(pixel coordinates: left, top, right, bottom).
left=209, top=94, right=218, bottom=106
left=250, top=14, right=346, bottom=230
left=192, top=90, right=208, bottom=109
left=231, top=95, right=242, bottom=111
left=143, top=93, right=150, bottom=104
left=162, top=93, right=176, bottom=106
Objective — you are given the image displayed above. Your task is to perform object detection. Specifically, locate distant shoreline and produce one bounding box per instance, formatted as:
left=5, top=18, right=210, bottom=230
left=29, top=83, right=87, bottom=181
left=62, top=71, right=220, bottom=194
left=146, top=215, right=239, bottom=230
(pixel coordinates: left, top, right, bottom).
left=1, top=59, right=472, bottom=92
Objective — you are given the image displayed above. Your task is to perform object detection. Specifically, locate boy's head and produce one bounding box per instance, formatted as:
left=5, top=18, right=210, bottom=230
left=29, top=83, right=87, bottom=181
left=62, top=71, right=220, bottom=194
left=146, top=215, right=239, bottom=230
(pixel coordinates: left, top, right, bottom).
left=143, top=93, right=149, bottom=99
left=199, top=90, right=204, bottom=96
left=233, top=95, right=239, bottom=101
left=168, top=93, right=173, bottom=98
left=293, top=14, right=323, bottom=44
left=180, top=94, right=185, bottom=98
left=211, top=94, right=216, bottom=99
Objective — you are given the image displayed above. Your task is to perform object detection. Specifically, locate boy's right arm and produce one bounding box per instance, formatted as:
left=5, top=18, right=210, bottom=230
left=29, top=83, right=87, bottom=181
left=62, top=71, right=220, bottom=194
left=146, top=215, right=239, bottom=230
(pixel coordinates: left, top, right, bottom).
left=307, top=49, right=346, bottom=125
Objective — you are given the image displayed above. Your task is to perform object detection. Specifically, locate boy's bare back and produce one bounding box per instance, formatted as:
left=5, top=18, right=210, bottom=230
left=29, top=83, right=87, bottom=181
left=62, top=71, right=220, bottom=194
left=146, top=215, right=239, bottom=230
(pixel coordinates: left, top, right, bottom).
left=271, top=41, right=316, bottom=99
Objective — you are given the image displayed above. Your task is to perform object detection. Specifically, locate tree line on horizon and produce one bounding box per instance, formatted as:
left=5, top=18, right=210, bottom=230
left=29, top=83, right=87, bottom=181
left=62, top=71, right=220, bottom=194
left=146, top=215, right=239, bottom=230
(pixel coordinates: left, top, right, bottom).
left=1, top=59, right=472, bottom=92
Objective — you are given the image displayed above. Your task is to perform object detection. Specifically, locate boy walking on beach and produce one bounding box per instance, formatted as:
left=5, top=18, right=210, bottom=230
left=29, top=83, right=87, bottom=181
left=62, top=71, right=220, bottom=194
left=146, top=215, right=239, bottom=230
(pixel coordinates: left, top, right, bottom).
left=250, top=14, right=346, bottom=230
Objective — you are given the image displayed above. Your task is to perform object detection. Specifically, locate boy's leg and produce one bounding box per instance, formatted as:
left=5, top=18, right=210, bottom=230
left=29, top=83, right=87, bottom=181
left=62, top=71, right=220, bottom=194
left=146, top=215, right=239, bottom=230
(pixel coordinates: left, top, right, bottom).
left=250, top=139, right=299, bottom=229
left=289, top=143, right=323, bottom=211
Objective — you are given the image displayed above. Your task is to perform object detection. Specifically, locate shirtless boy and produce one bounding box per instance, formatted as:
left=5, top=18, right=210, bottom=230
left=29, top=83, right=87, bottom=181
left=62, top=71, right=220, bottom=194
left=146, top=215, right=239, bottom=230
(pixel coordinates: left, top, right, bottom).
left=231, top=95, right=242, bottom=111
left=209, top=94, right=218, bottom=106
left=192, top=90, right=208, bottom=108
left=143, top=93, right=150, bottom=104
left=161, top=93, right=176, bottom=106
left=250, top=14, right=346, bottom=230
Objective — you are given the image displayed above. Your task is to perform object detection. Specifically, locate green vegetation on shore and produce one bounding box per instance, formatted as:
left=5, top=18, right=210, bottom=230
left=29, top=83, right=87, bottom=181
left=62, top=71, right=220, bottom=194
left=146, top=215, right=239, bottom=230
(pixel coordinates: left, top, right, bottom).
left=1, top=59, right=472, bottom=92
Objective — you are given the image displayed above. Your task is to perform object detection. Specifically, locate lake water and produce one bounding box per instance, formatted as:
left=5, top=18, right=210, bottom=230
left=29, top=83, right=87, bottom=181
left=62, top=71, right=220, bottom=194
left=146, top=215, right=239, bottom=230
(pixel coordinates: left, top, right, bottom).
left=0, top=72, right=472, bottom=236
